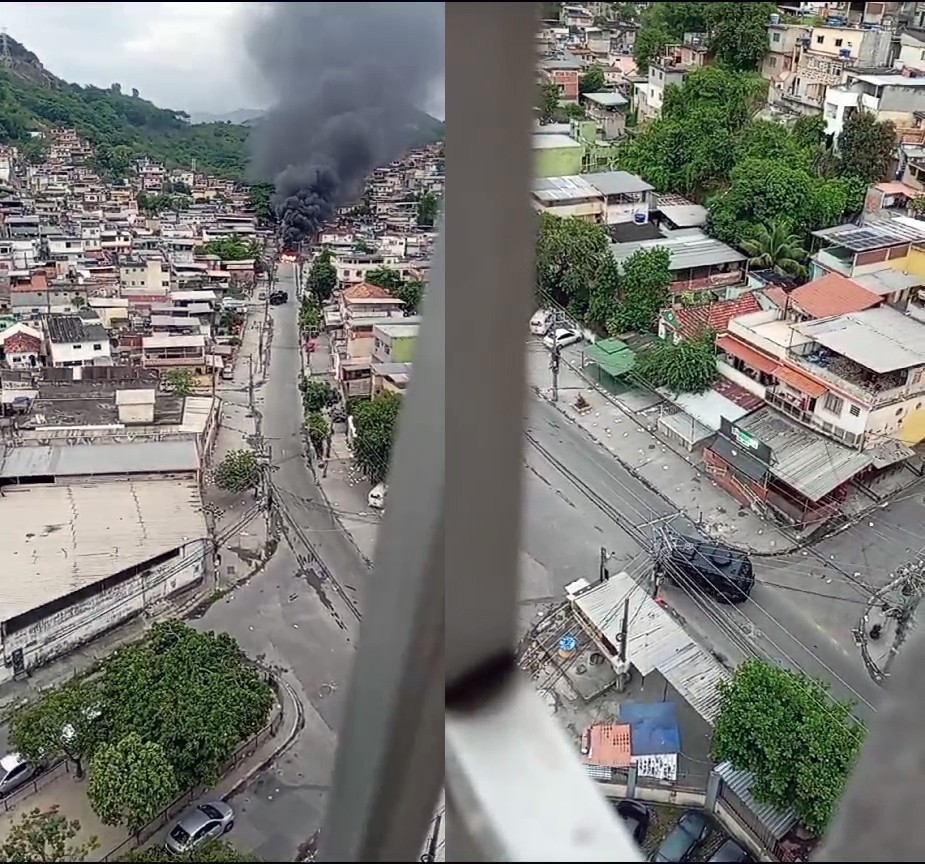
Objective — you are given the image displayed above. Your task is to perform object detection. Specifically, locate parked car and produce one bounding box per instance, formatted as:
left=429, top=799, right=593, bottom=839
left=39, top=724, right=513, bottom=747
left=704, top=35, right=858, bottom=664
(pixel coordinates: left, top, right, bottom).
left=0, top=753, right=40, bottom=798
left=220, top=365, right=234, bottom=381
left=269, top=290, right=289, bottom=305
left=611, top=799, right=650, bottom=845
left=650, top=810, right=713, bottom=863
left=709, top=838, right=753, bottom=863
left=165, top=801, right=235, bottom=855
left=543, top=327, right=582, bottom=351
left=529, top=309, right=554, bottom=336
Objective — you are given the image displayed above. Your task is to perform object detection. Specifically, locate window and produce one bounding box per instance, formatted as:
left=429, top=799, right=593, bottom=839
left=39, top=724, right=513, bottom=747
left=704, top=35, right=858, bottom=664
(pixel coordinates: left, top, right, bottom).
left=824, top=392, right=844, bottom=414
left=816, top=34, right=824, bottom=44
left=768, top=55, right=778, bottom=67
left=93, top=343, right=102, bottom=351
left=72, top=344, right=82, bottom=350
left=849, top=404, right=861, bottom=417
left=835, top=38, right=843, bottom=47
left=772, top=31, right=780, bottom=43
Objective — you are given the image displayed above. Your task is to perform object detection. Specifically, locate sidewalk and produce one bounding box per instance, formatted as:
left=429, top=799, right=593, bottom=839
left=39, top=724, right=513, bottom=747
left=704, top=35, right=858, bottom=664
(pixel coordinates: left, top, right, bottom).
left=524, top=343, right=798, bottom=554
left=302, top=331, right=381, bottom=564
left=0, top=671, right=300, bottom=862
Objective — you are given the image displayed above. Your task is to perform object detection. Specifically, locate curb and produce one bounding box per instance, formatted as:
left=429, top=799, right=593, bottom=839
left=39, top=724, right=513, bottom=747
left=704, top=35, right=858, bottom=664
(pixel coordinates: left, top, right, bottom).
left=223, top=672, right=305, bottom=802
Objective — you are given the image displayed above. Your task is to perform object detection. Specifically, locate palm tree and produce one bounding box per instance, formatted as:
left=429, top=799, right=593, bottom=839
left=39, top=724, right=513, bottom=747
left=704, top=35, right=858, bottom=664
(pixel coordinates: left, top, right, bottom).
left=739, top=221, right=809, bottom=278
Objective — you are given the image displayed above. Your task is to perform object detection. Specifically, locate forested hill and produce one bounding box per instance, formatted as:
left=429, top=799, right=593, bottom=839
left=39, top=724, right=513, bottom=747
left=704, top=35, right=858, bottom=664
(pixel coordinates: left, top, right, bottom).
left=0, top=35, right=445, bottom=180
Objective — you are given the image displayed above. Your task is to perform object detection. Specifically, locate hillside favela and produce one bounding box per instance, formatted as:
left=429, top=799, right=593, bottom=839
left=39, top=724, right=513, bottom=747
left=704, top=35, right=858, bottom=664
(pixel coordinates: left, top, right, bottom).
left=0, top=3, right=444, bottom=862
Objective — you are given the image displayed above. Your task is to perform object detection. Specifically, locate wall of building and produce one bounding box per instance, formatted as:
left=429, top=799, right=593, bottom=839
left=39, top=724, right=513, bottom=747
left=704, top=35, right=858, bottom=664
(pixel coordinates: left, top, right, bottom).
left=535, top=145, right=584, bottom=178
left=0, top=537, right=207, bottom=685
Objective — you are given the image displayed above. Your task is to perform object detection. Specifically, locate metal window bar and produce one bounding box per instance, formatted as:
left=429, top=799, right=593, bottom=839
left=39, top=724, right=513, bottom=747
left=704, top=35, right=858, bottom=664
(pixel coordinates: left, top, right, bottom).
left=321, top=3, right=641, bottom=861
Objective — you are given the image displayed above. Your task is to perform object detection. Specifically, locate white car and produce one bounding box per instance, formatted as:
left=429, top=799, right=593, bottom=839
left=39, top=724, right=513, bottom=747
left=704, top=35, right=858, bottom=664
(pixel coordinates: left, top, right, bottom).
left=543, top=327, right=582, bottom=350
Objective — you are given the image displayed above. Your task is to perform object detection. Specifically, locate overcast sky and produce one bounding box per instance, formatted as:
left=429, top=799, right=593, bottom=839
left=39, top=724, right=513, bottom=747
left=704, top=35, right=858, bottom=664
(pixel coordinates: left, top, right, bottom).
left=0, top=2, right=445, bottom=119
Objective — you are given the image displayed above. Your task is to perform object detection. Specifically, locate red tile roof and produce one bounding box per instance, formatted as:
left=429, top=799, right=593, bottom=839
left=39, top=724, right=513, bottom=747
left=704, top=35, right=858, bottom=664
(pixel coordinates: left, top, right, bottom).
left=343, top=281, right=395, bottom=300
left=788, top=273, right=880, bottom=319
left=711, top=377, right=763, bottom=411
left=773, top=364, right=827, bottom=398
left=2, top=331, right=41, bottom=353
left=716, top=334, right=779, bottom=375
left=662, top=293, right=761, bottom=339
left=581, top=723, right=632, bottom=769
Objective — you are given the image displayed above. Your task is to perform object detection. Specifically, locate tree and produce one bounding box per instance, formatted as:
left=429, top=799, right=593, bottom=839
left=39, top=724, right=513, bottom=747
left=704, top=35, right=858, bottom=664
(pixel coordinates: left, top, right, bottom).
left=712, top=657, right=865, bottom=835
left=707, top=2, right=776, bottom=71
left=537, top=82, right=561, bottom=125
left=535, top=213, right=611, bottom=313
left=394, top=279, right=425, bottom=315
left=635, top=330, right=718, bottom=393
left=195, top=236, right=258, bottom=262
left=739, top=221, right=809, bottom=277
left=0, top=807, right=99, bottom=863
left=307, top=411, right=330, bottom=458
left=838, top=110, right=895, bottom=185
left=301, top=377, right=337, bottom=413
left=579, top=64, right=606, bottom=96
left=352, top=391, right=403, bottom=483
left=88, top=734, right=178, bottom=833
left=99, top=621, right=275, bottom=790
left=247, top=183, right=275, bottom=224
left=128, top=839, right=260, bottom=863
left=587, top=254, right=620, bottom=331
left=365, top=266, right=403, bottom=295
left=214, top=449, right=260, bottom=493
left=10, top=677, right=103, bottom=779
left=609, top=247, right=671, bottom=333
left=415, top=190, right=440, bottom=228
left=307, top=248, right=337, bottom=302
left=633, top=21, right=670, bottom=72
left=298, top=295, right=324, bottom=335
left=165, top=368, right=195, bottom=396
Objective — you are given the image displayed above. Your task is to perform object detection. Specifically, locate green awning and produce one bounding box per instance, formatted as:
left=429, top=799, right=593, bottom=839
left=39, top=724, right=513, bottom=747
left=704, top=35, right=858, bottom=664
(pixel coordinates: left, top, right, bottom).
left=584, top=338, right=636, bottom=378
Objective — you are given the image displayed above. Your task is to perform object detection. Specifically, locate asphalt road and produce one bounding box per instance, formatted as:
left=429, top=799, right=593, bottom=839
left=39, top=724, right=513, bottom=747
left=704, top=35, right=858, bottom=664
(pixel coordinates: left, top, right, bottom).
left=193, top=263, right=366, bottom=862
left=519, top=388, right=884, bottom=720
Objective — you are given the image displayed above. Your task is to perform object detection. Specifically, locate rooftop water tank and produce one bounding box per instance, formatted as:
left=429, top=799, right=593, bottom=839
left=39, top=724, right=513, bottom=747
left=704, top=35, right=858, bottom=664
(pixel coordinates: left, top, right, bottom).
left=770, top=13, right=781, bottom=26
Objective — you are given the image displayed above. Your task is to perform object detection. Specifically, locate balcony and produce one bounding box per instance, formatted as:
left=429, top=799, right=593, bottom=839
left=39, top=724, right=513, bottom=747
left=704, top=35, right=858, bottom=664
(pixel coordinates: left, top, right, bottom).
left=814, top=247, right=853, bottom=276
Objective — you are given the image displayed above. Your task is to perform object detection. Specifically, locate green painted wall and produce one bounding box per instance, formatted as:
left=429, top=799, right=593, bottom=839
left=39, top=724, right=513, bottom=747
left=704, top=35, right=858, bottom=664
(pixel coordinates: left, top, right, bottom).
left=391, top=334, right=417, bottom=363
left=535, top=145, right=584, bottom=178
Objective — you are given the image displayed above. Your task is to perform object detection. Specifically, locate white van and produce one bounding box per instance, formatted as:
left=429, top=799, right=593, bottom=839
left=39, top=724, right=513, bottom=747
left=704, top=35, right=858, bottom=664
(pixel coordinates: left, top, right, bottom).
left=368, top=483, right=387, bottom=510
left=530, top=310, right=554, bottom=336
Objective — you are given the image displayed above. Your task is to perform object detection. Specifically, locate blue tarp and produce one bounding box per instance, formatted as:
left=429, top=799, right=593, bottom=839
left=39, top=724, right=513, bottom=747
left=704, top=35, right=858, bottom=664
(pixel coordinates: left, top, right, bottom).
left=619, top=701, right=681, bottom=756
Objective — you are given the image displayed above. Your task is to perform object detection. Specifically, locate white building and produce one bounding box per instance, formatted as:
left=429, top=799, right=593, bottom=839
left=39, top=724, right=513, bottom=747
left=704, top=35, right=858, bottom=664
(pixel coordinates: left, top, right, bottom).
left=45, top=315, right=112, bottom=368
left=0, top=449, right=207, bottom=683
left=121, top=257, right=171, bottom=293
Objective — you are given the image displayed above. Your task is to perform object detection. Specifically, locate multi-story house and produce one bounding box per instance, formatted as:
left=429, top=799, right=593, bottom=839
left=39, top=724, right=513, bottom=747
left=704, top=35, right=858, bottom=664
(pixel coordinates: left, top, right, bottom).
left=636, top=33, right=711, bottom=122
left=763, top=22, right=812, bottom=104
left=120, top=256, right=171, bottom=293
left=580, top=92, right=628, bottom=139
left=10, top=271, right=87, bottom=318
left=537, top=58, right=583, bottom=102
left=140, top=333, right=207, bottom=371
left=45, top=314, right=112, bottom=368
left=824, top=68, right=925, bottom=140
left=372, top=321, right=419, bottom=365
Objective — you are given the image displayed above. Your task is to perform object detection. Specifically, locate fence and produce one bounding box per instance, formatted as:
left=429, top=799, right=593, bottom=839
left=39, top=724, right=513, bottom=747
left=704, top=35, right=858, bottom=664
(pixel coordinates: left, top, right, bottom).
left=0, top=758, right=69, bottom=813
left=100, top=697, right=283, bottom=862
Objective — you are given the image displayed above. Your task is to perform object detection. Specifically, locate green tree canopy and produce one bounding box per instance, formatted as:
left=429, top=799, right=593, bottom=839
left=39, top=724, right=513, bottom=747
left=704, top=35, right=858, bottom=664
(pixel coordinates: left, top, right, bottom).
left=98, top=621, right=275, bottom=790
left=248, top=183, right=275, bottom=224
left=0, top=807, right=98, bottom=863
left=298, top=293, right=324, bottom=335
left=415, top=190, right=440, bottom=228
left=214, top=449, right=260, bottom=493
left=300, top=377, right=338, bottom=413
left=195, top=236, right=258, bottom=261
left=739, top=220, right=809, bottom=277
left=10, top=677, right=103, bottom=779
left=537, top=81, right=561, bottom=124
left=837, top=110, right=896, bottom=186
left=579, top=64, right=606, bottom=95
left=536, top=213, right=611, bottom=314
left=88, top=733, right=179, bottom=832
left=128, top=839, right=260, bottom=863
left=609, top=246, right=671, bottom=333
left=635, top=329, right=718, bottom=393
left=707, top=2, right=777, bottom=71
left=712, top=657, right=865, bottom=835
left=394, top=279, right=426, bottom=315
left=352, top=391, right=403, bottom=483
left=365, top=266, right=403, bottom=295
left=165, top=368, right=195, bottom=396
left=307, top=248, right=337, bottom=302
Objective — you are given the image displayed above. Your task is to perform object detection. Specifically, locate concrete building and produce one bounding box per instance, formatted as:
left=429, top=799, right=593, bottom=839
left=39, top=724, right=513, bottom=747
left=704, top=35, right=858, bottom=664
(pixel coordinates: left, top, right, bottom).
left=531, top=171, right=656, bottom=224
left=763, top=22, right=811, bottom=104
left=636, top=34, right=711, bottom=122
left=0, top=443, right=208, bottom=683
left=825, top=68, right=925, bottom=140
left=45, top=314, right=112, bottom=368
left=0, top=323, right=42, bottom=370
left=580, top=91, right=629, bottom=139
left=372, top=321, right=419, bottom=364
left=121, top=256, right=171, bottom=292
left=533, top=132, right=585, bottom=177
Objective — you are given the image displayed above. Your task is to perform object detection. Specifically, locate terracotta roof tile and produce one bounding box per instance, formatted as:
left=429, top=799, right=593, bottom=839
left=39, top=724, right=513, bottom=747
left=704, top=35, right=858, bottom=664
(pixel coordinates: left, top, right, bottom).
left=342, top=281, right=395, bottom=300
left=663, top=293, right=761, bottom=339
left=789, top=273, right=881, bottom=319
left=582, top=722, right=632, bottom=769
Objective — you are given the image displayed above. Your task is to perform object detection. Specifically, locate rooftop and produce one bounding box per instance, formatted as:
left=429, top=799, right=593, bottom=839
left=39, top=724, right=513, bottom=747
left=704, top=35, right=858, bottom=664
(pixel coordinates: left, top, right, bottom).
left=661, top=294, right=761, bottom=340
left=0, top=439, right=199, bottom=479
left=532, top=133, right=583, bottom=151
left=45, top=315, right=107, bottom=345
left=813, top=217, right=925, bottom=251
left=532, top=175, right=601, bottom=204
left=582, top=91, right=629, bottom=108
left=793, top=306, right=925, bottom=374
left=788, top=272, right=882, bottom=319
left=583, top=171, right=653, bottom=197
left=732, top=406, right=874, bottom=502
left=342, top=282, right=398, bottom=301
left=611, top=229, right=745, bottom=272
left=0, top=478, right=207, bottom=623
left=657, top=203, right=708, bottom=228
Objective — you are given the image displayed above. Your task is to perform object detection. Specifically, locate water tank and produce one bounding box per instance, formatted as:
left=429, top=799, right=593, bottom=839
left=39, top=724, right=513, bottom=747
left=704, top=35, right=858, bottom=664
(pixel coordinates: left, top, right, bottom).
left=633, top=210, right=649, bottom=224
left=770, top=13, right=781, bottom=25
left=558, top=635, right=578, bottom=659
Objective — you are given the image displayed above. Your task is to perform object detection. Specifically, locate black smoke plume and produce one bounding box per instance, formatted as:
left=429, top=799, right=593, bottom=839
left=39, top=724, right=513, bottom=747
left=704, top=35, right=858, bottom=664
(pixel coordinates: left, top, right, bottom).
left=246, top=2, right=445, bottom=248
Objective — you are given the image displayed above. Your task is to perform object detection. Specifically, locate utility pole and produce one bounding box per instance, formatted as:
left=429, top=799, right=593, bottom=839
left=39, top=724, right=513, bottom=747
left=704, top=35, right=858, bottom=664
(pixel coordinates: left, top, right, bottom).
left=550, top=341, right=561, bottom=402
left=420, top=812, right=442, bottom=863
left=618, top=595, right=630, bottom=663
left=248, top=354, right=254, bottom=408
left=599, top=546, right=609, bottom=582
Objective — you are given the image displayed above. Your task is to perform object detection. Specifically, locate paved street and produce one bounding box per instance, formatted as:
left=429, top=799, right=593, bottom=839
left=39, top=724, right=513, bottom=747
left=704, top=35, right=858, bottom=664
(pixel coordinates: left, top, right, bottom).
left=195, top=263, right=366, bottom=862
left=519, top=355, right=883, bottom=720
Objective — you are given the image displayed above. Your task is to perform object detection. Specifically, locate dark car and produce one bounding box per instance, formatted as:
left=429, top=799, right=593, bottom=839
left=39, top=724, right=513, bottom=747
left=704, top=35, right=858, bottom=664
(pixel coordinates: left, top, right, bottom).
left=709, top=838, right=753, bottom=863
left=657, top=537, right=754, bottom=604
left=611, top=799, right=650, bottom=845
left=269, top=291, right=289, bottom=305
left=650, top=810, right=713, bottom=863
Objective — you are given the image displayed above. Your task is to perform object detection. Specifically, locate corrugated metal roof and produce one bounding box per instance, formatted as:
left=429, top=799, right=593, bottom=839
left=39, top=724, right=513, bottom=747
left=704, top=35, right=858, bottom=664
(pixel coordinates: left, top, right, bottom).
left=572, top=572, right=728, bottom=724
left=0, top=440, right=200, bottom=479
left=533, top=175, right=601, bottom=204
left=583, top=92, right=629, bottom=108
left=611, top=230, right=745, bottom=271
left=0, top=479, right=207, bottom=621
left=584, top=171, right=654, bottom=197
left=714, top=761, right=796, bottom=839
left=788, top=273, right=881, bottom=319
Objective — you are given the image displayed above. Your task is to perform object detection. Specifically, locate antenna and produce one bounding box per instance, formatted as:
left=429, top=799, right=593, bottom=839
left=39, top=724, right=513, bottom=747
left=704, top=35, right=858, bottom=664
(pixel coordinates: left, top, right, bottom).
left=1, top=28, right=11, bottom=69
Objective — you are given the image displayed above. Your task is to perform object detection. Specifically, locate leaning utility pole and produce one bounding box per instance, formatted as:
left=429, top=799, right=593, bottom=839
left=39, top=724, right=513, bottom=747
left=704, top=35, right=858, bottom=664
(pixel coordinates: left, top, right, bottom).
left=248, top=354, right=254, bottom=408
left=618, top=595, right=630, bottom=663
left=550, top=341, right=561, bottom=402
left=599, top=546, right=610, bottom=582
